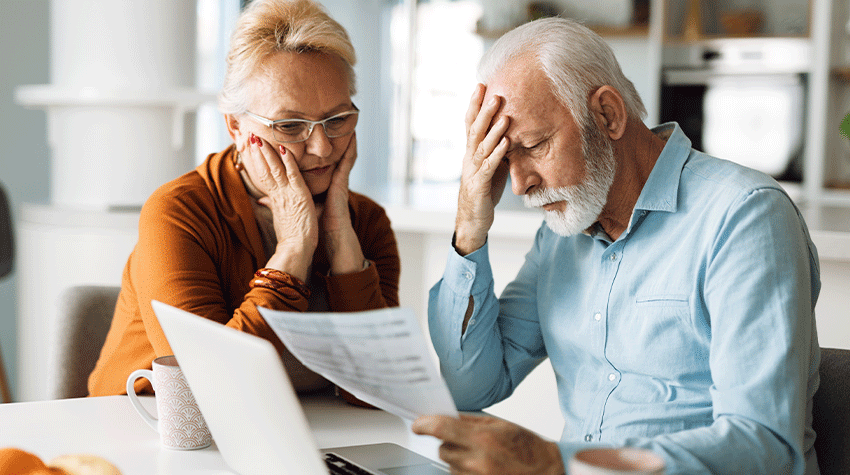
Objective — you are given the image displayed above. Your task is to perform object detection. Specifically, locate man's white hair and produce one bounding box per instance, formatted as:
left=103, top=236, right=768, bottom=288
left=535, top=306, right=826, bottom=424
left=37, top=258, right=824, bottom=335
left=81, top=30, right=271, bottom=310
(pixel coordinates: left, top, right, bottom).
left=478, top=17, right=646, bottom=128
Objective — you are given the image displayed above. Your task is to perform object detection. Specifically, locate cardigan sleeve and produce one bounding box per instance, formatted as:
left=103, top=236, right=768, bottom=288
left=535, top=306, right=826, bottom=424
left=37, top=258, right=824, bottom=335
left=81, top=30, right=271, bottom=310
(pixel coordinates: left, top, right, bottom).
left=131, top=185, right=310, bottom=360
left=323, top=196, right=400, bottom=311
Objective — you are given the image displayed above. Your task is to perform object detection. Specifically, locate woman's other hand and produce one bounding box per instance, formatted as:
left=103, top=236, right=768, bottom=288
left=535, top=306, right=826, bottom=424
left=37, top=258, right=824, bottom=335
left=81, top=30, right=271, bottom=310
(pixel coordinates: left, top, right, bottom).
left=317, top=133, right=365, bottom=275
left=319, top=132, right=356, bottom=232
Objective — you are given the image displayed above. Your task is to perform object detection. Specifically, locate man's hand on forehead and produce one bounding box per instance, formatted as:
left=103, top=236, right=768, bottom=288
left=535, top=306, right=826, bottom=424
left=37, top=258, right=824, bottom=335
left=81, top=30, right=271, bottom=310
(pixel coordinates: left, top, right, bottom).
left=454, top=83, right=512, bottom=256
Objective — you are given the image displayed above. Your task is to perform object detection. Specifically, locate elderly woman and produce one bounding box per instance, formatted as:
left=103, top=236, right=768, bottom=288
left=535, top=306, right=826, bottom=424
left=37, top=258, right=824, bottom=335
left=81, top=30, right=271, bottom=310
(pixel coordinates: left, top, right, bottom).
left=88, top=0, right=400, bottom=398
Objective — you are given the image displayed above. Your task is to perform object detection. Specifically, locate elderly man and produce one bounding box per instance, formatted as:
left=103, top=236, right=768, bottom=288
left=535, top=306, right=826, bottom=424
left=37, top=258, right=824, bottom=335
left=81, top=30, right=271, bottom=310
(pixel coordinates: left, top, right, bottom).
left=411, top=17, right=820, bottom=475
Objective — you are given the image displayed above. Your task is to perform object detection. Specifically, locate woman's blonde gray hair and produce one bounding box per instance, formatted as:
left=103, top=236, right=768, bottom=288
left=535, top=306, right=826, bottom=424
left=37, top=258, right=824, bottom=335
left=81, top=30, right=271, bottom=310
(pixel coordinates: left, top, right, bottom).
left=478, top=17, right=646, bottom=128
left=218, top=0, right=357, bottom=115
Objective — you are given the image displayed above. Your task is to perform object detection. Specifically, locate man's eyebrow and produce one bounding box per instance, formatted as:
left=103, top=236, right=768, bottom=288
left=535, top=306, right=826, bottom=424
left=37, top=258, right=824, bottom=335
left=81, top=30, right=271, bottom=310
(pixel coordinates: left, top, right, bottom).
left=506, top=131, right=547, bottom=151
left=506, top=140, right=531, bottom=153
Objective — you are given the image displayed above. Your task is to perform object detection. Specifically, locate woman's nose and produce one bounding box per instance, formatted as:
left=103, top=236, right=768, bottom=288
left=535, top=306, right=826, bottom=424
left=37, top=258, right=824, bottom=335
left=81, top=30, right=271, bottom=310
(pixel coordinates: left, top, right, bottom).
left=304, top=124, right=333, bottom=157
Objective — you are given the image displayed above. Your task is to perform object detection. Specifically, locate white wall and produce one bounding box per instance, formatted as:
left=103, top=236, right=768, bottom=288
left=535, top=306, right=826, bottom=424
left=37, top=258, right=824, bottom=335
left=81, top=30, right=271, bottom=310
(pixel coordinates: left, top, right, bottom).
left=815, top=261, right=850, bottom=350
left=0, top=0, right=51, bottom=400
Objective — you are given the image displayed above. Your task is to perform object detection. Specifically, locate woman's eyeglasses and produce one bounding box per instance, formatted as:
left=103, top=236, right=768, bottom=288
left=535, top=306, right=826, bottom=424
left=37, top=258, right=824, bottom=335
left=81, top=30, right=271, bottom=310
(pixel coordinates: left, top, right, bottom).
left=243, top=105, right=359, bottom=144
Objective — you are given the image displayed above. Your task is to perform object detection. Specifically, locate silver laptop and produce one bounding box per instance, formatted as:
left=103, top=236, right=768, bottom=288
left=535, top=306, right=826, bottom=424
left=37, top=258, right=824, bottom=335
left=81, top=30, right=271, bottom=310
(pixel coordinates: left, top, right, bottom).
left=152, top=300, right=449, bottom=475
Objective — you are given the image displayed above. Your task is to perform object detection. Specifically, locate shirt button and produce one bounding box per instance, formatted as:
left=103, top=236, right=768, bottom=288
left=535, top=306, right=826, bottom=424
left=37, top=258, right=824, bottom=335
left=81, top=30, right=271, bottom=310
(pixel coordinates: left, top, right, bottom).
left=468, top=319, right=476, bottom=326
left=609, top=253, right=617, bottom=261
left=584, top=434, right=593, bottom=442
left=593, top=312, right=602, bottom=321
left=608, top=373, right=617, bottom=381
left=462, top=272, right=473, bottom=279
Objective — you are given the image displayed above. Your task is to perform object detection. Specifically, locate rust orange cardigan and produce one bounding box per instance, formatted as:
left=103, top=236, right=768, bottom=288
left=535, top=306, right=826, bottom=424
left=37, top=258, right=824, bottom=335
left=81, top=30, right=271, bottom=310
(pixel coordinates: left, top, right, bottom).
left=88, top=146, right=400, bottom=396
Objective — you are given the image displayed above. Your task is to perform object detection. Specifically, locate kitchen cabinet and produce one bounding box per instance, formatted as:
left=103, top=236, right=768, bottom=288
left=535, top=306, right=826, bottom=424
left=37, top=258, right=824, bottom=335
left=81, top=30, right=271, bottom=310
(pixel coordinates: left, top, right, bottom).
left=658, top=0, right=850, bottom=207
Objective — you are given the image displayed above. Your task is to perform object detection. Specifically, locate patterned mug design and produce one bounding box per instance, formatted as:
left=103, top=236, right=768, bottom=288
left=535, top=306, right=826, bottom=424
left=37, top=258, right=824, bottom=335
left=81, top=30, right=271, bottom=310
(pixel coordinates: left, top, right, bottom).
left=127, top=355, right=212, bottom=450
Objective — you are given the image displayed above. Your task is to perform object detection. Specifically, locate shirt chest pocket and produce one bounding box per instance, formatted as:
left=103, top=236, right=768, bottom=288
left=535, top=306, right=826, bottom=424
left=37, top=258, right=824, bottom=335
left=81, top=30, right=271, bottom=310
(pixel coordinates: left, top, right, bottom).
left=628, top=293, right=694, bottom=344
left=633, top=293, right=692, bottom=327
left=635, top=293, right=690, bottom=309
left=617, top=293, right=705, bottom=376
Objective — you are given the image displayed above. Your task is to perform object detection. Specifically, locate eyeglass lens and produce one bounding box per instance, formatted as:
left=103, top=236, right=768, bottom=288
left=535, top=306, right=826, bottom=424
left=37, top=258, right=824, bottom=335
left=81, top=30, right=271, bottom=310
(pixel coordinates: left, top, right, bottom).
left=272, top=111, right=358, bottom=143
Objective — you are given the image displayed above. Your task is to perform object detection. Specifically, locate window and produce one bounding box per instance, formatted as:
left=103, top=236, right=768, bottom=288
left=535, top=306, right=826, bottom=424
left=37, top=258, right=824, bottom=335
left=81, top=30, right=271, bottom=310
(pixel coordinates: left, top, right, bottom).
left=387, top=0, right=485, bottom=209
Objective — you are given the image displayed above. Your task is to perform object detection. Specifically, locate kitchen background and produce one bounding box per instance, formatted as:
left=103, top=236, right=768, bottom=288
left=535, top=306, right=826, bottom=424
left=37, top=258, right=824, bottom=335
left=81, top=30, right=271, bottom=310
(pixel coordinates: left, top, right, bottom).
left=2, top=0, right=849, bottom=438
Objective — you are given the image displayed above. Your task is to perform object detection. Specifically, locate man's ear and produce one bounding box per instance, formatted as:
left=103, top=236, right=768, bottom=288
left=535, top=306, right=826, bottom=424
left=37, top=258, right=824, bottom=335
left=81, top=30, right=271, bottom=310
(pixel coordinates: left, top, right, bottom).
left=589, top=86, right=627, bottom=141
left=224, top=114, right=243, bottom=146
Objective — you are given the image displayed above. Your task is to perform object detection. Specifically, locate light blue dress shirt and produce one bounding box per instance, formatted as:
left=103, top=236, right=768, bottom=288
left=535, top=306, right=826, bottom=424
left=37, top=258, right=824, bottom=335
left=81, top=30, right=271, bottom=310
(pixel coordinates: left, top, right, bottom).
left=428, top=123, right=821, bottom=474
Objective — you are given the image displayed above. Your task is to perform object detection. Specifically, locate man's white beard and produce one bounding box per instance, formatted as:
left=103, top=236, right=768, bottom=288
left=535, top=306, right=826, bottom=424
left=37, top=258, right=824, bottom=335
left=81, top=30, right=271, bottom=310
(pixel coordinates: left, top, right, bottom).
left=522, top=117, right=616, bottom=237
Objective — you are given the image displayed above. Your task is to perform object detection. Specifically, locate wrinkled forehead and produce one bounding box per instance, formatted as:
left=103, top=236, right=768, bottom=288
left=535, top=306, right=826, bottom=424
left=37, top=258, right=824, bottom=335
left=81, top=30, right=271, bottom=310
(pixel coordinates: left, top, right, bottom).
left=482, top=60, right=571, bottom=134
left=482, top=57, right=538, bottom=110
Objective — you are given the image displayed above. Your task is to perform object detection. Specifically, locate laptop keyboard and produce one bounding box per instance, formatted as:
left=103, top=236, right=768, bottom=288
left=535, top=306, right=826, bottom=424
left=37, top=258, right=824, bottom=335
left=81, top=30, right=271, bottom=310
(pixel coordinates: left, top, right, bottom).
left=323, top=452, right=379, bottom=475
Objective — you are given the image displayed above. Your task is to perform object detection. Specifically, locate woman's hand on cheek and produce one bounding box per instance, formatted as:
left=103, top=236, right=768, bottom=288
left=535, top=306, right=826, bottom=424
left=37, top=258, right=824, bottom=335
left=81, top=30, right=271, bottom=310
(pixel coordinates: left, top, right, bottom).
left=321, top=133, right=365, bottom=275
left=251, top=134, right=319, bottom=279
left=322, top=133, right=357, bottom=234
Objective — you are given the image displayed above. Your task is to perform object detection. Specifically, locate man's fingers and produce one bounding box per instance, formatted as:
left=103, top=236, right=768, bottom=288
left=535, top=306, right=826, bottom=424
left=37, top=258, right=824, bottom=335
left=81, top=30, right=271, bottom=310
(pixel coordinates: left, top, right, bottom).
left=466, top=95, right=503, bottom=162
left=470, top=136, right=510, bottom=195
left=437, top=443, right=480, bottom=475
left=411, top=416, right=470, bottom=448
left=483, top=136, right=509, bottom=173
left=470, top=116, right=509, bottom=169
left=464, top=84, right=486, bottom=130
left=410, top=415, right=451, bottom=438
left=458, top=413, right=491, bottom=424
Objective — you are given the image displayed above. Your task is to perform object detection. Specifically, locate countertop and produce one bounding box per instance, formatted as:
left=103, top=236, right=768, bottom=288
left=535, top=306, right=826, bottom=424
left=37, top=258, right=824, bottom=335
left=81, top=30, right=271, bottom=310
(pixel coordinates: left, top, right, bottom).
left=384, top=203, right=850, bottom=262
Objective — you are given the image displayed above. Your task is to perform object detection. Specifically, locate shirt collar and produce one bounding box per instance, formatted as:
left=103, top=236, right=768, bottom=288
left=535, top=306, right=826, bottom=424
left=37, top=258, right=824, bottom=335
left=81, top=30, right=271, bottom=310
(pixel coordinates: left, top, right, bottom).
left=632, top=122, right=692, bottom=214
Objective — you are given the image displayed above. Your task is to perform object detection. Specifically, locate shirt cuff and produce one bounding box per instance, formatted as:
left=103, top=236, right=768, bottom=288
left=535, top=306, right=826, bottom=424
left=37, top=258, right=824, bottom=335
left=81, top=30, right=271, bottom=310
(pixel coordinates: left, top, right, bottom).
left=442, top=240, right=494, bottom=298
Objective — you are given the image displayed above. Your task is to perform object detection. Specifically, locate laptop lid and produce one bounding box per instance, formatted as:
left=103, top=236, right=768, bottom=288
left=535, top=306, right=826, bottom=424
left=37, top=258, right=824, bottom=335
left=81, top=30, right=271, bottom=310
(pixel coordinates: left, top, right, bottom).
left=152, top=300, right=328, bottom=475
left=152, top=300, right=448, bottom=475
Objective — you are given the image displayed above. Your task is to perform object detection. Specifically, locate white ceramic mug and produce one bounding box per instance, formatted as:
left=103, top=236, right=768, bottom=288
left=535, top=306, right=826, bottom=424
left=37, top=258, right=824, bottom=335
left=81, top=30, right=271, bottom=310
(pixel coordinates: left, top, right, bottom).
left=126, top=355, right=212, bottom=450
left=569, top=447, right=665, bottom=475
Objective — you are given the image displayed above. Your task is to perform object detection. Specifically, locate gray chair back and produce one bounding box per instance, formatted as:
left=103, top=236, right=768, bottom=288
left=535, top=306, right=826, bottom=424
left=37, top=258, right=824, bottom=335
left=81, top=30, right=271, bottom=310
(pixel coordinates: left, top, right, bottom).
left=0, top=182, right=12, bottom=279
left=0, top=183, right=13, bottom=402
left=813, top=347, right=850, bottom=475
left=51, top=285, right=121, bottom=399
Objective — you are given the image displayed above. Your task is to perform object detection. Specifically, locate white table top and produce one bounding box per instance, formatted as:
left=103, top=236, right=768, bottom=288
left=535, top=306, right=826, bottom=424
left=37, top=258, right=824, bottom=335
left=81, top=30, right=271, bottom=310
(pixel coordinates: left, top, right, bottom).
left=0, top=393, right=442, bottom=475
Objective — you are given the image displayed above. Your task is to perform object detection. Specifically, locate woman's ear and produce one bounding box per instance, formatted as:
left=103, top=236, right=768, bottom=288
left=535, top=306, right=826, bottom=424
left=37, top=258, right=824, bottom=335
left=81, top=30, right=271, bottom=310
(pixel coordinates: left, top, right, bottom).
left=589, top=86, right=627, bottom=141
left=224, top=114, right=243, bottom=146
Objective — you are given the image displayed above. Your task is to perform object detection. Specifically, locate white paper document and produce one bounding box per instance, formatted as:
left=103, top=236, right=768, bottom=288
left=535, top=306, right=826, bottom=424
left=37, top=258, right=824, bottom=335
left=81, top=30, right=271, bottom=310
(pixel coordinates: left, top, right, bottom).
left=258, top=306, right=459, bottom=421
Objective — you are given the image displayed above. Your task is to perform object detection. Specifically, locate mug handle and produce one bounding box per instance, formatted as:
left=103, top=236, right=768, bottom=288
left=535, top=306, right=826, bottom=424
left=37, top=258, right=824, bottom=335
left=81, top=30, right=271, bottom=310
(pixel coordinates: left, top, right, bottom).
left=126, top=369, right=159, bottom=432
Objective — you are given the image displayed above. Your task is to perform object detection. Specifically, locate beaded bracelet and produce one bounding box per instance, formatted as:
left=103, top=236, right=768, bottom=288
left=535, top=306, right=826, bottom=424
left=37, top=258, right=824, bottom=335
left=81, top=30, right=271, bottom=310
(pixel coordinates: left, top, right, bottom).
left=250, top=268, right=311, bottom=299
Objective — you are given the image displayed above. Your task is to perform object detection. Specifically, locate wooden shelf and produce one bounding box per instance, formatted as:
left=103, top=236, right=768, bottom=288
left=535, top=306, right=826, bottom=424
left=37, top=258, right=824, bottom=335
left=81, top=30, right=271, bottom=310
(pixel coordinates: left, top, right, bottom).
left=663, top=33, right=809, bottom=44
left=832, top=67, right=850, bottom=82
left=826, top=181, right=850, bottom=190
left=477, top=23, right=649, bottom=40
left=590, top=24, right=650, bottom=38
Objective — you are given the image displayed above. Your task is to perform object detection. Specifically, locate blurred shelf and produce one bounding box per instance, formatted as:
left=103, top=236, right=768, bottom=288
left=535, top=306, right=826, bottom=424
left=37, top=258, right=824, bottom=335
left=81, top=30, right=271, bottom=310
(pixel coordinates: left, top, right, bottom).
left=832, top=67, right=850, bottom=82
left=590, top=23, right=650, bottom=37
left=826, top=181, right=850, bottom=190
left=477, top=22, right=649, bottom=40
left=475, top=25, right=515, bottom=40
left=663, top=34, right=809, bottom=44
